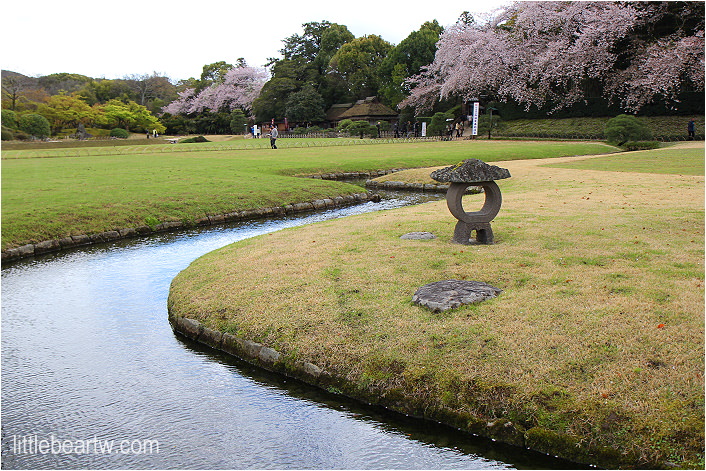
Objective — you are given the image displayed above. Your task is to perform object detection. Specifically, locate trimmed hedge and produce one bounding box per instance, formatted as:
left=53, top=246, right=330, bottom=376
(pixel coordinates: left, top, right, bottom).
left=179, top=135, right=210, bottom=143
left=620, top=141, right=661, bottom=151
left=110, top=128, right=130, bottom=139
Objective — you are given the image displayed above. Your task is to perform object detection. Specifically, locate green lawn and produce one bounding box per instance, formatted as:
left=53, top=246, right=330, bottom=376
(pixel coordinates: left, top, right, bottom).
left=546, top=145, right=704, bottom=175
left=1, top=140, right=616, bottom=250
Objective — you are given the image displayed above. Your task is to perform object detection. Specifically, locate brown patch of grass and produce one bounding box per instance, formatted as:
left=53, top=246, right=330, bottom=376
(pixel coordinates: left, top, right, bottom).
left=169, top=149, right=704, bottom=467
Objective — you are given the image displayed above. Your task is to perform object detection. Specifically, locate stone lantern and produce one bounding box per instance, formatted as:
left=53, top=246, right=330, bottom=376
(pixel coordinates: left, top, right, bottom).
left=431, top=159, right=511, bottom=244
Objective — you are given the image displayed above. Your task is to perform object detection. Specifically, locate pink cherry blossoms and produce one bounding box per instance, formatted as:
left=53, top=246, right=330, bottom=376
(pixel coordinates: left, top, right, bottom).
left=401, top=1, right=705, bottom=113
left=162, top=66, right=267, bottom=115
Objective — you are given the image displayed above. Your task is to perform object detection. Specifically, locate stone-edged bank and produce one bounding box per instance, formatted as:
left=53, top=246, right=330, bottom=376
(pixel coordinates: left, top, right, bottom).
left=167, top=314, right=630, bottom=469
left=300, top=167, right=469, bottom=193
left=365, top=179, right=452, bottom=192
left=1, top=167, right=474, bottom=264
left=1, top=192, right=377, bottom=264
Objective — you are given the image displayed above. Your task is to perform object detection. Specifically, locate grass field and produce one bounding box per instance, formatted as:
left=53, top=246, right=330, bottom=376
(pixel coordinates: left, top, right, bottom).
left=547, top=143, right=704, bottom=175
left=1, top=139, right=616, bottom=250
left=168, top=142, right=704, bottom=468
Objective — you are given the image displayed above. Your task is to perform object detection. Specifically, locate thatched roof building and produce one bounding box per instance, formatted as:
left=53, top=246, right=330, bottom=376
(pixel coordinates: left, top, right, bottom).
left=327, top=97, right=399, bottom=125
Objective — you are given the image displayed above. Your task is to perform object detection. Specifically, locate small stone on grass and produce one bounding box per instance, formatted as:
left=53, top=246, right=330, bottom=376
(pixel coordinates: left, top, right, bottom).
left=400, top=232, right=436, bottom=240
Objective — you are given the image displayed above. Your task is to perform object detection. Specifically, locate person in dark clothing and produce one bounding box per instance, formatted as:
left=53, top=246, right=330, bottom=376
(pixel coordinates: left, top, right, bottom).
left=688, top=119, right=695, bottom=140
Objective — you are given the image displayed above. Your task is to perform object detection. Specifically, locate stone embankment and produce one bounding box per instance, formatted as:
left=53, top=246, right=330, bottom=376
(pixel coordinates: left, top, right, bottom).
left=3, top=166, right=483, bottom=263
left=170, top=316, right=327, bottom=385
left=365, top=180, right=452, bottom=192
left=168, top=314, right=626, bottom=469
left=304, top=168, right=454, bottom=193
left=1, top=192, right=378, bottom=264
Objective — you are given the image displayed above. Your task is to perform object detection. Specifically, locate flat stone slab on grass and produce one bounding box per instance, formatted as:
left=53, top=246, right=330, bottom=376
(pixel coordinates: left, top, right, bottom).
left=400, top=232, right=436, bottom=240
left=413, top=280, right=502, bottom=312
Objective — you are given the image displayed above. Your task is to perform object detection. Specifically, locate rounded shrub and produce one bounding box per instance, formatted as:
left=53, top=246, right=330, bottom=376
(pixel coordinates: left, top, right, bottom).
left=336, top=119, right=354, bottom=133
left=429, top=112, right=453, bottom=137
left=621, top=141, right=661, bottom=151
left=2, top=109, right=18, bottom=129
left=179, top=135, right=210, bottom=143
left=347, top=120, right=376, bottom=138
left=604, top=114, right=653, bottom=146
left=18, top=113, right=51, bottom=139
left=2, top=126, right=15, bottom=141
left=110, top=128, right=130, bottom=139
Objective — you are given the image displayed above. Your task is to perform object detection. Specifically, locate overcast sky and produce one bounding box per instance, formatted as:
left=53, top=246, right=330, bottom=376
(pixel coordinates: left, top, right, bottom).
left=1, top=0, right=508, bottom=82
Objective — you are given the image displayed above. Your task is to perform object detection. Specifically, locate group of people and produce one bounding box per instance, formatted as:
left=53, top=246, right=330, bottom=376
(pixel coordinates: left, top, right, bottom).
left=450, top=121, right=465, bottom=138
left=392, top=121, right=421, bottom=138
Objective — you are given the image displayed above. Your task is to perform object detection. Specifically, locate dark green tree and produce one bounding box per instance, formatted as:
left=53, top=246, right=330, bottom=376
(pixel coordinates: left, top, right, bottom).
left=378, top=21, right=443, bottom=108
left=316, top=24, right=355, bottom=74
left=193, top=111, right=231, bottom=134
left=285, top=84, right=326, bottom=123
left=200, top=61, right=233, bottom=87
left=252, top=77, right=299, bottom=122
left=280, top=21, right=334, bottom=61
left=229, top=109, right=248, bottom=134
left=18, top=113, right=51, bottom=138
left=327, top=34, right=392, bottom=100
left=428, top=111, right=453, bottom=137
left=2, top=109, right=18, bottom=129
left=256, top=21, right=355, bottom=121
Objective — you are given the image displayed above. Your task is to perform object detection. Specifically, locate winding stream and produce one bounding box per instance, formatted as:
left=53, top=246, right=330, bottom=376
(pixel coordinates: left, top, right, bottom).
left=1, top=192, right=581, bottom=469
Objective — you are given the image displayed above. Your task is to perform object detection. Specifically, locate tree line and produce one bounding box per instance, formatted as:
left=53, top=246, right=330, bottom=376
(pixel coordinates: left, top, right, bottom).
left=2, top=1, right=704, bottom=140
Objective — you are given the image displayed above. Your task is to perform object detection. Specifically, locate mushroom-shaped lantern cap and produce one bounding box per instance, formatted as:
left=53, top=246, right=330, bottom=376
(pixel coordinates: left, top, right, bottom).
left=431, top=159, right=511, bottom=183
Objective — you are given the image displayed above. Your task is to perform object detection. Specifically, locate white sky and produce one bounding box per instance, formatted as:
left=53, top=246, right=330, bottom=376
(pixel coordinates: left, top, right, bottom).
left=1, top=0, right=508, bottom=82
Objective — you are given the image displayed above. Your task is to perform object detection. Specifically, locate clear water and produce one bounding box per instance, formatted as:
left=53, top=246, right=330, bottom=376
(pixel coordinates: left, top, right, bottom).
left=1, top=193, right=582, bottom=469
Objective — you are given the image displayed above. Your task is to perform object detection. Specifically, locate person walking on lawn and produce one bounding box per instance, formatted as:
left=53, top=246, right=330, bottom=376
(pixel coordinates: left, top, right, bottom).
left=270, top=125, right=278, bottom=149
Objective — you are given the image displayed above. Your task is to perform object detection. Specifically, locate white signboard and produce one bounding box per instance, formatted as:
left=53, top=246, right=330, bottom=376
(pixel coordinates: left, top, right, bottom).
left=471, top=102, right=480, bottom=136
left=421, top=122, right=427, bottom=137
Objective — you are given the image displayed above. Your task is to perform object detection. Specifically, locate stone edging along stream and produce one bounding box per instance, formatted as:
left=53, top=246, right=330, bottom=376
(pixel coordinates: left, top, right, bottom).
left=1, top=168, right=463, bottom=264
left=1, top=191, right=378, bottom=264
left=168, top=315, right=628, bottom=469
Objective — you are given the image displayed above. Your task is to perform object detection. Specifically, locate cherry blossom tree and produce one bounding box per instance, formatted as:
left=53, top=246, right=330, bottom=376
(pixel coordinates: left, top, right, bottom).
left=162, top=66, right=267, bottom=115
left=161, top=88, right=197, bottom=115
left=402, top=1, right=704, bottom=113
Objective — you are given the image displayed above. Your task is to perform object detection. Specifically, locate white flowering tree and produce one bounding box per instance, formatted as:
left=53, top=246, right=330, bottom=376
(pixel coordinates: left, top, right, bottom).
left=401, top=1, right=704, bottom=113
left=162, top=66, right=267, bottom=115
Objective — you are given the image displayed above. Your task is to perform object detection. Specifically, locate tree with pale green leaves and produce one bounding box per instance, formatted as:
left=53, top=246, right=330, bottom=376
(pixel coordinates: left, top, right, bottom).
left=37, top=93, right=99, bottom=134
left=98, top=99, right=165, bottom=133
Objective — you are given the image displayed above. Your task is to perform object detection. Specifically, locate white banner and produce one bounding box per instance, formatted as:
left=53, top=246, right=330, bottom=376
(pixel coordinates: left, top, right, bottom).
left=421, top=122, right=427, bottom=137
left=471, top=102, right=480, bottom=136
